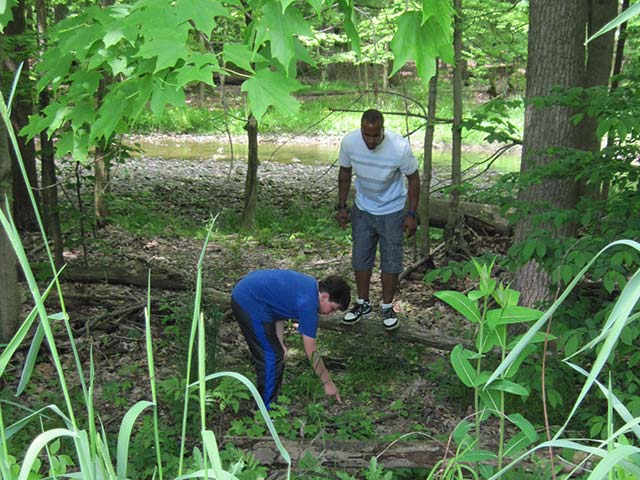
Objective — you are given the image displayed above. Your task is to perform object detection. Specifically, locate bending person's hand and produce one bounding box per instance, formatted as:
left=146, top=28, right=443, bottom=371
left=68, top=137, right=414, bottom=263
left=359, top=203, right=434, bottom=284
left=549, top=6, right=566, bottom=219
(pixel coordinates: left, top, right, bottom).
left=324, top=379, right=342, bottom=403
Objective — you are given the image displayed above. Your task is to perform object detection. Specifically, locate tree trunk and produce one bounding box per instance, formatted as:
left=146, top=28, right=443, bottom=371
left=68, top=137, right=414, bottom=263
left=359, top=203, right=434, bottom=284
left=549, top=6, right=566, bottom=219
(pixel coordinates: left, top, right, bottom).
left=603, top=0, right=630, bottom=200
left=37, top=0, right=64, bottom=267
left=445, top=0, right=465, bottom=254
left=419, top=61, right=438, bottom=257
left=241, top=114, right=258, bottom=227
left=578, top=0, right=617, bottom=198
left=0, top=48, right=19, bottom=342
left=5, top=0, right=39, bottom=232
left=94, top=147, right=111, bottom=228
left=513, top=0, right=586, bottom=307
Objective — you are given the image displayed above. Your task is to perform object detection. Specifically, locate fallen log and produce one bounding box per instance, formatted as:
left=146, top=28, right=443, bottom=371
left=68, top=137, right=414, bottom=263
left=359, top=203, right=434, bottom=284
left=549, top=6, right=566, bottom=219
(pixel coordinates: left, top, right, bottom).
left=49, top=266, right=468, bottom=351
left=318, top=314, right=468, bottom=351
left=223, top=436, right=445, bottom=470
left=428, top=197, right=511, bottom=235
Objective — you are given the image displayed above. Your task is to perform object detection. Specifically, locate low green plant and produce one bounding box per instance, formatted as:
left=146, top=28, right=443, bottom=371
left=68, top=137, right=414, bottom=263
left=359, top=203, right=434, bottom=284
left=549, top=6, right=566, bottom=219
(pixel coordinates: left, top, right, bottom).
left=435, top=259, right=542, bottom=472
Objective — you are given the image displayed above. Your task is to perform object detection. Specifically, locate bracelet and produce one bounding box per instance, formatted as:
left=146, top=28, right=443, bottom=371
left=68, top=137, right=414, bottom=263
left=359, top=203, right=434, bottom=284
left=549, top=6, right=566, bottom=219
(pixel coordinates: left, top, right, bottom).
left=407, top=210, right=417, bottom=218
left=336, top=203, right=348, bottom=211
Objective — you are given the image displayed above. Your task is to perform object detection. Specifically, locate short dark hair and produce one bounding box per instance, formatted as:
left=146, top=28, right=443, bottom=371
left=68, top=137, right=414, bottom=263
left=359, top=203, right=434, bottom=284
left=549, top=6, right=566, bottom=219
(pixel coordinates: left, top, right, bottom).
left=319, top=275, right=351, bottom=311
left=361, top=109, right=384, bottom=126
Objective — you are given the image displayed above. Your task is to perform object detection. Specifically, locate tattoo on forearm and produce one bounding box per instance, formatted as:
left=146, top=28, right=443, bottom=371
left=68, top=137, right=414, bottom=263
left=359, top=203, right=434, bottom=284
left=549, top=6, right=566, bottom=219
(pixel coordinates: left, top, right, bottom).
left=310, top=350, right=326, bottom=378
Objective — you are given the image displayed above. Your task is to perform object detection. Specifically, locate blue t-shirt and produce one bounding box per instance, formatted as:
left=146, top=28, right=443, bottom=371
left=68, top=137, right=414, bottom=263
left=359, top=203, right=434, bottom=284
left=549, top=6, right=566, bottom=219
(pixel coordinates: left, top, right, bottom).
left=231, top=270, right=320, bottom=338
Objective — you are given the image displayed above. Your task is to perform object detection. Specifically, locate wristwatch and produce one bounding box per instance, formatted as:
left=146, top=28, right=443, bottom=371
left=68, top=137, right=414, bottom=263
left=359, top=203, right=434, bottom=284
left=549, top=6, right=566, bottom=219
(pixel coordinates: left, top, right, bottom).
left=336, top=203, right=348, bottom=211
left=407, top=210, right=417, bottom=218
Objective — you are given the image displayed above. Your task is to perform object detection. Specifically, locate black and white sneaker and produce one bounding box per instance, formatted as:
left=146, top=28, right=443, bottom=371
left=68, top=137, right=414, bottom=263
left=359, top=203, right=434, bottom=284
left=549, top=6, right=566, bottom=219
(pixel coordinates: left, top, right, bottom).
left=381, top=307, right=399, bottom=331
left=343, top=300, right=372, bottom=325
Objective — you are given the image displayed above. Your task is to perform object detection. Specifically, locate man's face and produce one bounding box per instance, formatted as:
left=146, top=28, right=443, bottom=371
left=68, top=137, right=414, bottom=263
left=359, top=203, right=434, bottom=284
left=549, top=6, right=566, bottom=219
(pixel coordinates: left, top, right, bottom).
left=361, top=121, right=384, bottom=150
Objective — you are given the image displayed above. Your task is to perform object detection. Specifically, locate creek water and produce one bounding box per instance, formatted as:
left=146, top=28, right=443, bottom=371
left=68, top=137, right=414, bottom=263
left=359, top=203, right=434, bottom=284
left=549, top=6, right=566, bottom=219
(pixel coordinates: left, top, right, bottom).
left=131, top=136, right=520, bottom=173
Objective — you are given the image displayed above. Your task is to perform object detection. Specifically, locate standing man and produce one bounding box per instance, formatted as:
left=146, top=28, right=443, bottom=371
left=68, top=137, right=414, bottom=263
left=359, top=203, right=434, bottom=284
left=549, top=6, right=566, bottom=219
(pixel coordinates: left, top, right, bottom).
left=336, top=109, right=420, bottom=331
left=231, top=269, right=350, bottom=409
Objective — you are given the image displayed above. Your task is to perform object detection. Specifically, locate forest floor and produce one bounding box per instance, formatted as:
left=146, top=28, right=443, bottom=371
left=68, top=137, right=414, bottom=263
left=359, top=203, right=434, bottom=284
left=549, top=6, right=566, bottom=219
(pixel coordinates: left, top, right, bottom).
left=8, top=134, right=515, bottom=476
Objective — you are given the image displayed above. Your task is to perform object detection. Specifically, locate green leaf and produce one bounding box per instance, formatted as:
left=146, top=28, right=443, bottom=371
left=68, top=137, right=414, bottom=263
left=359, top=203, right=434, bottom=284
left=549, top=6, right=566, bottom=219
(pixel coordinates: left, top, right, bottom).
left=487, top=306, right=542, bottom=328
left=390, top=12, right=453, bottom=85
left=222, top=43, right=266, bottom=72
left=507, top=413, right=537, bottom=441
left=435, top=291, right=481, bottom=323
left=90, top=91, right=128, bottom=141
left=503, top=431, right=535, bottom=458
left=477, top=329, right=499, bottom=354
left=175, top=0, right=230, bottom=35
left=254, top=3, right=313, bottom=71
left=241, top=68, right=302, bottom=122
left=504, top=344, right=537, bottom=378
left=457, top=449, right=498, bottom=463
left=137, top=38, right=190, bottom=73
left=421, top=0, right=455, bottom=30
left=149, top=78, right=186, bottom=117
left=486, top=379, right=529, bottom=397
left=335, top=0, right=360, bottom=54
left=450, top=345, right=477, bottom=388
left=176, top=64, right=216, bottom=88
left=103, top=28, right=126, bottom=48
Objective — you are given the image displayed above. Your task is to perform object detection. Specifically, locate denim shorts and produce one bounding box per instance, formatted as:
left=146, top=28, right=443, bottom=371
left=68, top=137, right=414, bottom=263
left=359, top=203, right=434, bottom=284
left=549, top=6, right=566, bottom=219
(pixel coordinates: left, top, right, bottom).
left=351, top=206, right=405, bottom=274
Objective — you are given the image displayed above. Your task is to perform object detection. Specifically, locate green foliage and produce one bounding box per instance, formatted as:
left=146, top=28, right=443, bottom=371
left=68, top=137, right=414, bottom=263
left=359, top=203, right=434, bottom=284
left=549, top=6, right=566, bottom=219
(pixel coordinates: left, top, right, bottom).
left=435, top=260, right=542, bottom=471
left=487, top=240, right=640, bottom=479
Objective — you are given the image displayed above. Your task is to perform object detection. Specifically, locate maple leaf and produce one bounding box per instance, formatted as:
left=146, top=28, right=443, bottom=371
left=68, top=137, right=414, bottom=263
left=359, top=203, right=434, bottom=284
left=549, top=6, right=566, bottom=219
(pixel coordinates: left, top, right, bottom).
left=241, top=68, right=302, bottom=123
left=254, top=3, right=313, bottom=72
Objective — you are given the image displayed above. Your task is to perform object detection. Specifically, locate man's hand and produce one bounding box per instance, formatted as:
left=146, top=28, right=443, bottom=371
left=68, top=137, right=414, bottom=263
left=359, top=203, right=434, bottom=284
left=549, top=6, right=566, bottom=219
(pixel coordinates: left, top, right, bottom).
left=324, top=379, right=342, bottom=403
left=403, top=215, right=417, bottom=237
left=336, top=208, right=350, bottom=228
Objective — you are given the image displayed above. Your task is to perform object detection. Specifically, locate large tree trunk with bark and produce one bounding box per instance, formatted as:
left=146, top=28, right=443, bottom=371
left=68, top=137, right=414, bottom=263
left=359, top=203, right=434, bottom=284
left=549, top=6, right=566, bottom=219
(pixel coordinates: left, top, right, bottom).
left=5, top=0, right=39, bottom=232
left=513, top=0, right=586, bottom=307
left=0, top=88, right=19, bottom=343
left=241, top=114, right=258, bottom=227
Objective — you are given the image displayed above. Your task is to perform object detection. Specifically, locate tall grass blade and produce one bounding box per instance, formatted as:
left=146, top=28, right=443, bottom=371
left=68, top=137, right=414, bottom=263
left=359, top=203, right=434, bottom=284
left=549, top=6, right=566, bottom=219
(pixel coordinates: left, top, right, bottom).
left=116, top=400, right=154, bottom=480
left=567, top=362, right=640, bottom=440
left=18, top=428, right=78, bottom=480
left=145, top=271, right=164, bottom=480
left=586, top=2, right=640, bottom=43
left=6, top=62, right=23, bottom=115
left=557, top=267, right=640, bottom=438
left=3, top=403, right=72, bottom=441
left=192, top=371, right=292, bottom=477
left=197, top=312, right=212, bottom=479
left=586, top=445, right=640, bottom=479
left=178, top=218, right=216, bottom=476
left=0, top=404, right=12, bottom=480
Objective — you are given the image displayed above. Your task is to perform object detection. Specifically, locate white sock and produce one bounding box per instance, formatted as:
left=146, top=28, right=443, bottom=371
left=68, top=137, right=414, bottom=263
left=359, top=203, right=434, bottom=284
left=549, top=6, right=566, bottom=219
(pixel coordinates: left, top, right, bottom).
left=381, top=303, right=393, bottom=310
left=357, top=298, right=369, bottom=304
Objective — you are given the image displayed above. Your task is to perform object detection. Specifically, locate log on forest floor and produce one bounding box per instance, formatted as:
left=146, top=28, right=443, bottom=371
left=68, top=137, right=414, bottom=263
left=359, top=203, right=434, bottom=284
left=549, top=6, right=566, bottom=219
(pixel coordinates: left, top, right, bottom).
left=223, top=436, right=445, bottom=470
left=428, top=197, right=512, bottom=235
left=52, top=266, right=468, bottom=351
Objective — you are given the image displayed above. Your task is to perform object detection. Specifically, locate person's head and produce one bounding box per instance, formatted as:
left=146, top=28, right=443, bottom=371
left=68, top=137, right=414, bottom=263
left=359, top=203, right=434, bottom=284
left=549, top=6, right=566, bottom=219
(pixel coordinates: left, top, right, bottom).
left=360, top=109, right=384, bottom=150
left=318, top=275, right=351, bottom=313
